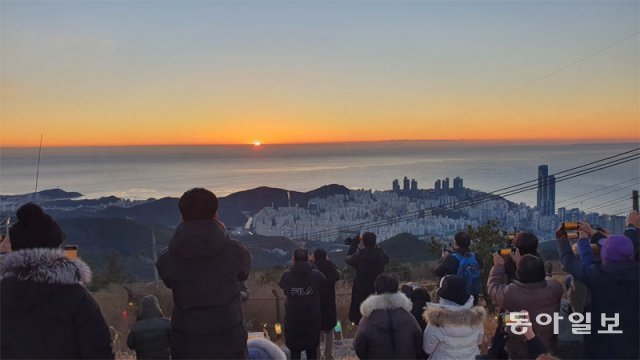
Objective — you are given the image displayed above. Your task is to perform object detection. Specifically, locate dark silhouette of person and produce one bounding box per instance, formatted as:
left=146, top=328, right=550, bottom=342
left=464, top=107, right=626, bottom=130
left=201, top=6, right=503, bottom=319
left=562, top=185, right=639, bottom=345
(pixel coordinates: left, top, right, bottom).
left=156, top=188, right=251, bottom=359
left=346, top=232, right=390, bottom=324
left=279, top=248, right=326, bottom=360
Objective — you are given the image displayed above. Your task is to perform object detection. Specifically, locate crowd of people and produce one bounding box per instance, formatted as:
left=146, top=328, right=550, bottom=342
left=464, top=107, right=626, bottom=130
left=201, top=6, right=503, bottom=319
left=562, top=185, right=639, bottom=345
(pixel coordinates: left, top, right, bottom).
left=1, top=186, right=639, bottom=360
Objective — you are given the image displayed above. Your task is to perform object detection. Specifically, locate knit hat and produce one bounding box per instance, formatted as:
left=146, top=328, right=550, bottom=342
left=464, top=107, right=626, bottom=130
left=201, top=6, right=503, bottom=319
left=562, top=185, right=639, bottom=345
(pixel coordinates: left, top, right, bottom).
left=437, top=275, right=470, bottom=305
left=601, top=235, right=634, bottom=264
left=516, top=254, right=546, bottom=283
left=9, top=203, right=65, bottom=251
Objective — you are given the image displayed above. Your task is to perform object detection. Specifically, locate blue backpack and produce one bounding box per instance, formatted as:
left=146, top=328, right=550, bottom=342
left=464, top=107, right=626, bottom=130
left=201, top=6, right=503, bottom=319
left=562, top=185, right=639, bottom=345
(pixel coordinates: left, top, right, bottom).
left=451, top=252, right=481, bottom=296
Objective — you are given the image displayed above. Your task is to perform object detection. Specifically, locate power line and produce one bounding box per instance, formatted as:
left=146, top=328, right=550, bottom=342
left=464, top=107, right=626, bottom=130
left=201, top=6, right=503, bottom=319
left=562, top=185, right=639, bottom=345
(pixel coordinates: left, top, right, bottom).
left=272, top=149, right=640, bottom=241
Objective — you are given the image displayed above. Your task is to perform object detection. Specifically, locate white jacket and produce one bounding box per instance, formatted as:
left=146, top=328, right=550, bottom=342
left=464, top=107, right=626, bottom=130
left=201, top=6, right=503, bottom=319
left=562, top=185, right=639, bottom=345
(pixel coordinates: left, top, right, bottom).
left=422, top=296, right=486, bottom=360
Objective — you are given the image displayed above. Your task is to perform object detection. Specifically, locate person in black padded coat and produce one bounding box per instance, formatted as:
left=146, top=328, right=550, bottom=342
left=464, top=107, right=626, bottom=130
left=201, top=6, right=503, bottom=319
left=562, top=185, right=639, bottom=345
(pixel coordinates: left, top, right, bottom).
left=345, top=232, right=389, bottom=325
left=127, top=295, right=171, bottom=359
left=311, top=248, right=341, bottom=360
left=279, top=248, right=326, bottom=360
left=0, top=203, right=113, bottom=359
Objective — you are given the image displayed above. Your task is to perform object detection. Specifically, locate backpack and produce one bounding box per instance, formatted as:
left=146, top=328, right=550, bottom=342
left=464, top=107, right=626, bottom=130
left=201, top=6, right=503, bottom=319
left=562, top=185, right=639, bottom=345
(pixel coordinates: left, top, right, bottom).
left=451, top=252, right=481, bottom=296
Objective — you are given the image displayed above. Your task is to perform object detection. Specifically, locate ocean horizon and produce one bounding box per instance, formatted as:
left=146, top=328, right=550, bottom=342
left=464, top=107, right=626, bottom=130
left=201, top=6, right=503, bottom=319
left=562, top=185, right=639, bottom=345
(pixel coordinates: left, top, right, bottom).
left=1, top=141, right=638, bottom=215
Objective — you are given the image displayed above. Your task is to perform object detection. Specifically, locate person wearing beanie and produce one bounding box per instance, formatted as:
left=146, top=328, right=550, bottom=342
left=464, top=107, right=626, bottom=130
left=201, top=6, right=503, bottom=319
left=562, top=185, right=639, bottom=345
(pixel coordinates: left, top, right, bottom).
left=354, top=273, right=423, bottom=359
left=310, top=248, right=341, bottom=360
left=556, top=223, right=639, bottom=359
left=279, top=248, right=326, bottom=360
left=0, top=203, right=113, bottom=359
left=488, top=253, right=563, bottom=359
left=422, top=275, right=486, bottom=360
left=126, top=295, right=171, bottom=359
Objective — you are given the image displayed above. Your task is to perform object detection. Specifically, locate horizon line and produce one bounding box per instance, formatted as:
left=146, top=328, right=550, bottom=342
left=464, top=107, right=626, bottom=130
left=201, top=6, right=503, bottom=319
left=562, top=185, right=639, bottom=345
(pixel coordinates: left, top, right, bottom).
left=2, top=138, right=639, bottom=149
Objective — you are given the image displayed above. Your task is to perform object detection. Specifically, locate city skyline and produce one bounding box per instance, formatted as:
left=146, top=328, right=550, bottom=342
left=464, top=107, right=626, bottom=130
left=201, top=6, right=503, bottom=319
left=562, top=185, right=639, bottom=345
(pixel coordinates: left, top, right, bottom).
left=1, top=1, right=638, bottom=147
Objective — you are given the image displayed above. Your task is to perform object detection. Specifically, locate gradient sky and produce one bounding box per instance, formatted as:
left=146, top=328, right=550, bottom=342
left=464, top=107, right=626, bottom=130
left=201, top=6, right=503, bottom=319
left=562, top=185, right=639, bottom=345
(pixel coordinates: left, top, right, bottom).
left=1, top=1, right=638, bottom=147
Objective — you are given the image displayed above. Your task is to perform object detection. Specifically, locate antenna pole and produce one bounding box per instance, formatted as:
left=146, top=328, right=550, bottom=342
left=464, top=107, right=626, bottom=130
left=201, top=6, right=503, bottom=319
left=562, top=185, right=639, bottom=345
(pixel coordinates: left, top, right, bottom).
left=34, top=134, right=43, bottom=202
left=151, top=229, right=159, bottom=283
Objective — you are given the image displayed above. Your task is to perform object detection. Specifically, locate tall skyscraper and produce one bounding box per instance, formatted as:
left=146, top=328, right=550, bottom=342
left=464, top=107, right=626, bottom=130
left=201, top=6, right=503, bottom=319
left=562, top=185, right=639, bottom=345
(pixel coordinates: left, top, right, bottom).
left=537, top=165, right=556, bottom=216
left=442, top=177, right=450, bottom=193
left=392, top=179, right=400, bottom=193
left=410, top=179, right=418, bottom=193
left=403, top=176, right=410, bottom=193
left=453, top=176, right=464, bottom=196
left=435, top=179, right=442, bottom=194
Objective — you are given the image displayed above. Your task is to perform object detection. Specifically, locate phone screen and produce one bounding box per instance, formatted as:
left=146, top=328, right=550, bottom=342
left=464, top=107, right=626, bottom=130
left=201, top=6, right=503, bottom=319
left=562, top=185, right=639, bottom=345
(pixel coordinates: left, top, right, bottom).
left=63, top=245, right=78, bottom=259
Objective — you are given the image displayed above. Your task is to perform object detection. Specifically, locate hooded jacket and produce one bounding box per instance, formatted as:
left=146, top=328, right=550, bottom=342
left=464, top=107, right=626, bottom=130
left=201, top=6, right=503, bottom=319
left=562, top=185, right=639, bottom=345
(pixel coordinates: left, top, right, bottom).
left=278, top=261, right=326, bottom=351
left=422, top=297, right=486, bottom=360
left=558, top=237, right=639, bottom=359
left=156, top=220, right=252, bottom=359
left=487, top=263, right=563, bottom=359
left=0, top=248, right=113, bottom=359
left=247, top=338, right=286, bottom=360
left=126, top=295, right=171, bottom=359
left=313, top=258, right=341, bottom=331
left=345, top=243, right=389, bottom=324
left=354, top=292, right=423, bottom=359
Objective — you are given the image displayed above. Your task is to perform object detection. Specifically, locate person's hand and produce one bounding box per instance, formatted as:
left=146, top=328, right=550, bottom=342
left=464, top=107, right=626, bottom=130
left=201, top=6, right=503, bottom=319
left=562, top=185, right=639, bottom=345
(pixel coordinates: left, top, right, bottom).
left=493, top=252, right=505, bottom=266
left=0, top=235, right=11, bottom=254
left=578, top=221, right=594, bottom=239
left=627, top=210, right=640, bottom=228
left=520, top=311, right=535, bottom=340
left=510, top=248, right=521, bottom=266
left=555, top=224, right=567, bottom=240
left=309, top=254, right=315, bottom=263
left=441, top=249, right=450, bottom=258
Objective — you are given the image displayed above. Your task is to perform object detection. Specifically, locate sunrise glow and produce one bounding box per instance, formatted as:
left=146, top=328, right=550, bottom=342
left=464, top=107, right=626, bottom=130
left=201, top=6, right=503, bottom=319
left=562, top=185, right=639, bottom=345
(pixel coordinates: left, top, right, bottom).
left=0, top=1, right=638, bottom=148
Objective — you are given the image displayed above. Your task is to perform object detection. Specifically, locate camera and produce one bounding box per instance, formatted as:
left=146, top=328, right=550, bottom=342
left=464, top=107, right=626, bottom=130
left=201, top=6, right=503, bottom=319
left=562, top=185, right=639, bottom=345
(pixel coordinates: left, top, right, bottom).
left=344, top=237, right=359, bottom=246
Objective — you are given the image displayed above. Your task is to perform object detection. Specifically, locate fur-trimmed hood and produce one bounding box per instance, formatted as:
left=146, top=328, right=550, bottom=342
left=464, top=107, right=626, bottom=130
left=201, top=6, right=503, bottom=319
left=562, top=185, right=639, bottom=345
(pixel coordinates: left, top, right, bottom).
left=247, top=338, right=286, bottom=360
left=423, top=297, right=486, bottom=328
left=360, top=292, right=412, bottom=317
left=0, top=247, right=92, bottom=285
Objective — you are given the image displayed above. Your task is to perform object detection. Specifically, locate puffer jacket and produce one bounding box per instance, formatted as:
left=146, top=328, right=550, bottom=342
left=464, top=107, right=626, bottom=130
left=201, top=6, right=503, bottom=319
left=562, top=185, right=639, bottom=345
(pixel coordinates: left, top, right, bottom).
left=354, top=292, right=422, bottom=359
left=156, top=219, right=252, bottom=359
left=314, top=258, right=341, bottom=331
left=346, top=243, right=390, bottom=324
left=0, top=248, right=113, bottom=359
left=278, top=261, right=326, bottom=352
left=487, top=264, right=563, bottom=359
left=558, top=237, right=639, bottom=359
left=422, top=297, right=485, bottom=360
left=126, top=295, right=171, bottom=359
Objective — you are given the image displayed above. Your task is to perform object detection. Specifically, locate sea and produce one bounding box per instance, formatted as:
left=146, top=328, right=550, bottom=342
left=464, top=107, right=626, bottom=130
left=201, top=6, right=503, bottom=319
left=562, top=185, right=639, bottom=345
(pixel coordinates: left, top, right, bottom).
left=1, top=141, right=638, bottom=215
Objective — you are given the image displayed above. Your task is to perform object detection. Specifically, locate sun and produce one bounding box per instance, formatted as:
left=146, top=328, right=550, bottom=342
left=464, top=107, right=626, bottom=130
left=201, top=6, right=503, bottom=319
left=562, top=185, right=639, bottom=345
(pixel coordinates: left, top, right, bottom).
left=253, top=141, right=262, bottom=146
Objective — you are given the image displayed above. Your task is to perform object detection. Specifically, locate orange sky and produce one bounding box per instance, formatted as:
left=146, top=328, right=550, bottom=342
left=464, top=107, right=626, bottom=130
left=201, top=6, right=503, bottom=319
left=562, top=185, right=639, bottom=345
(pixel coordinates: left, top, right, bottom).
left=1, top=1, right=639, bottom=147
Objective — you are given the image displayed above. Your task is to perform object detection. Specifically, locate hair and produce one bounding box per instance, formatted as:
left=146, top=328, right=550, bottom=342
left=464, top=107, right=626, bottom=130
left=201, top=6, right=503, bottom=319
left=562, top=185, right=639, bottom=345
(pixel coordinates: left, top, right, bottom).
left=9, top=203, right=65, bottom=251
left=514, top=232, right=539, bottom=255
left=313, top=248, right=327, bottom=260
left=516, top=254, right=546, bottom=283
left=454, top=231, right=471, bottom=249
left=374, top=273, right=399, bottom=294
left=361, top=232, right=377, bottom=248
left=293, top=248, right=309, bottom=262
left=400, top=284, right=413, bottom=299
left=411, top=287, right=431, bottom=303
left=178, top=188, right=218, bottom=222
